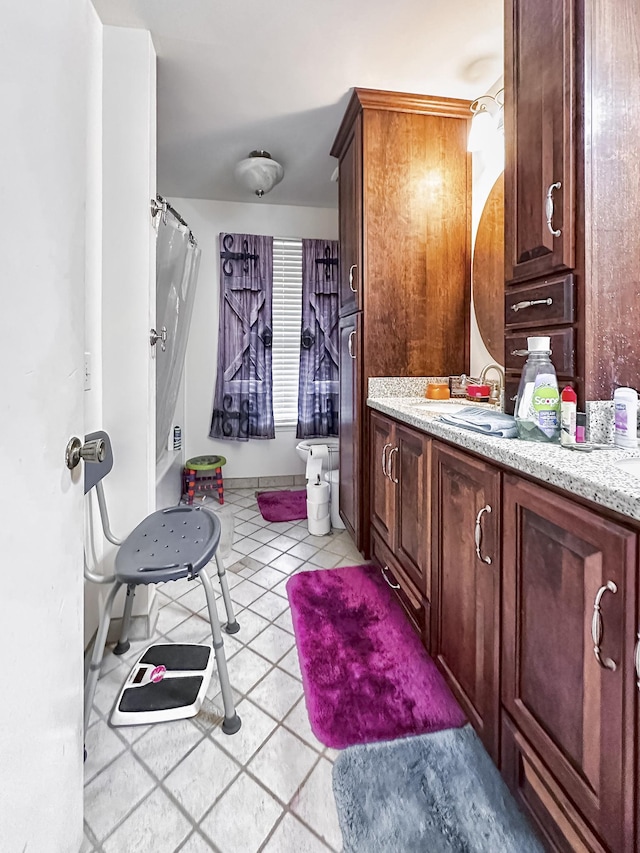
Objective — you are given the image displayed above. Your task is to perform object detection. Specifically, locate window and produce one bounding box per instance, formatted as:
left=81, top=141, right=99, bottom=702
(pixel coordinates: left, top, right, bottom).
left=271, top=238, right=302, bottom=427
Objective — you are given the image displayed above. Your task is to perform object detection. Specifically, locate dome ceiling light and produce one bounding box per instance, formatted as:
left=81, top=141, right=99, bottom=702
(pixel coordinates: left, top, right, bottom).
left=234, top=150, right=284, bottom=198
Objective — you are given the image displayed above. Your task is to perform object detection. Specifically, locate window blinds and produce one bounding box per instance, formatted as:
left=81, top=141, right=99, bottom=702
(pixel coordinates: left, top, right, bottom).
left=271, top=238, right=303, bottom=427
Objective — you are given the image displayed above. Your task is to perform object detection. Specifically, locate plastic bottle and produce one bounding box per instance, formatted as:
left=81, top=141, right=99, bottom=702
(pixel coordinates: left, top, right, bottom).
left=613, top=387, right=638, bottom=449
left=514, top=337, right=560, bottom=442
left=560, top=386, right=577, bottom=446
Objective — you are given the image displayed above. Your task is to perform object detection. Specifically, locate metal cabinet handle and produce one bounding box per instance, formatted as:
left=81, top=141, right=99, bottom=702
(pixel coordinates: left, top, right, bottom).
left=388, top=446, right=399, bottom=483
left=510, top=349, right=529, bottom=357
left=381, top=443, right=392, bottom=478
left=510, top=298, right=553, bottom=312
left=635, top=632, right=640, bottom=691
left=381, top=565, right=400, bottom=590
left=545, top=181, right=562, bottom=237
left=347, top=329, right=356, bottom=359
left=474, top=505, right=492, bottom=565
left=348, top=264, right=357, bottom=293
left=591, top=581, right=618, bottom=671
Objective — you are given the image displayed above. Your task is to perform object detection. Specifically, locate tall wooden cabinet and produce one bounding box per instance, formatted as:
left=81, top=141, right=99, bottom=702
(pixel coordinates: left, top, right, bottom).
left=504, top=0, right=640, bottom=407
left=331, top=88, right=472, bottom=552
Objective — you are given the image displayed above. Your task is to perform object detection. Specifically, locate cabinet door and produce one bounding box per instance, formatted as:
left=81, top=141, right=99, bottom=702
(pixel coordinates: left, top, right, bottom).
left=431, top=444, right=501, bottom=762
left=338, top=313, right=361, bottom=543
left=505, top=0, right=575, bottom=282
left=395, top=424, right=430, bottom=597
left=502, top=475, right=636, bottom=852
left=338, top=116, right=362, bottom=315
left=370, top=411, right=395, bottom=548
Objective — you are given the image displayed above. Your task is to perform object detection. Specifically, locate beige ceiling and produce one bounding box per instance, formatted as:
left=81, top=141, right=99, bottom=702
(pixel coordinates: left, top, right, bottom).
left=92, top=0, right=503, bottom=209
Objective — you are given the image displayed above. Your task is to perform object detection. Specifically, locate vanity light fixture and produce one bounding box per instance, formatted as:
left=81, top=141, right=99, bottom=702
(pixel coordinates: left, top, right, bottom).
left=468, top=88, right=504, bottom=152
left=234, top=150, right=284, bottom=197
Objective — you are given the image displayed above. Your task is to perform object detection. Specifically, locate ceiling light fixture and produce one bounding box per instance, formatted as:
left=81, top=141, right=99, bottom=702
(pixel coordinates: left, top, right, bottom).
left=468, top=88, right=504, bottom=152
left=234, top=150, right=284, bottom=198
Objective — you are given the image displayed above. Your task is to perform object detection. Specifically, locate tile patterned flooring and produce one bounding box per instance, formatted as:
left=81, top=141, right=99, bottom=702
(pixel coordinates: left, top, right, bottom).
left=83, top=488, right=364, bottom=853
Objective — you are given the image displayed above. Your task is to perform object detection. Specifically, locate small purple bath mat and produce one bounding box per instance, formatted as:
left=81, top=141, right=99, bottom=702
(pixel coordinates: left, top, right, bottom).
left=286, top=564, right=466, bottom=749
left=256, top=489, right=307, bottom=522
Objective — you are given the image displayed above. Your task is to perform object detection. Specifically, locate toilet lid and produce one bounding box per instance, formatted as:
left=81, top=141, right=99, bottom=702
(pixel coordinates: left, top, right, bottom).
left=324, top=469, right=339, bottom=484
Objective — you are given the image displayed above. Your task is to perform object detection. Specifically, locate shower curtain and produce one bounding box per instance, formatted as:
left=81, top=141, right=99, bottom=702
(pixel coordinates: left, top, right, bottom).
left=155, top=205, right=201, bottom=463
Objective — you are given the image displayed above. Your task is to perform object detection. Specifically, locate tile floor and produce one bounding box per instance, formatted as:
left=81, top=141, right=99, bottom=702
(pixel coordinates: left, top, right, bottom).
left=83, top=488, right=364, bottom=853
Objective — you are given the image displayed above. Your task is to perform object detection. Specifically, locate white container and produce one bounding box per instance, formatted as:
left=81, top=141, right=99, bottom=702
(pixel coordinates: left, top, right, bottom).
left=614, top=387, right=638, bottom=449
left=306, top=482, right=330, bottom=536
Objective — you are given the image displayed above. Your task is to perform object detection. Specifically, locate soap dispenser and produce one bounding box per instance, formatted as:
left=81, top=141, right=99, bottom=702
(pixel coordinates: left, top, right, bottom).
left=514, top=337, right=561, bottom=442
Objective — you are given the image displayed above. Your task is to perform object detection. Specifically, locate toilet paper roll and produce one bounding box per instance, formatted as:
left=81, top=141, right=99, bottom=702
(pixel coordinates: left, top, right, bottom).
left=306, top=482, right=330, bottom=503
left=305, top=444, right=328, bottom=483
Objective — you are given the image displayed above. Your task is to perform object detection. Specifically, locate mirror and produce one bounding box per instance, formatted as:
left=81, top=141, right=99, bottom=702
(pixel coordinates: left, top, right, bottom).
left=473, top=173, right=504, bottom=363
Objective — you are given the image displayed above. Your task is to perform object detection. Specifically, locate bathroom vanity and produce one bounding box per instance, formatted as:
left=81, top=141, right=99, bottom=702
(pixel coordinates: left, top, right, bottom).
left=367, top=391, right=640, bottom=853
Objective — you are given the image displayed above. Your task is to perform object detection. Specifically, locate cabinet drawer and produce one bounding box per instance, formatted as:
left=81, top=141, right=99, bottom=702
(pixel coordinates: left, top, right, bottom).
left=371, top=530, right=428, bottom=643
left=505, top=327, right=575, bottom=376
left=501, top=714, right=607, bottom=853
left=505, top=273, right=574, bottom=329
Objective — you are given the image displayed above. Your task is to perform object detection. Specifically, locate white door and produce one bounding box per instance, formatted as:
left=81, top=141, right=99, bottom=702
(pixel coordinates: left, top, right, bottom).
left=0, top=3, right=92, bottom=851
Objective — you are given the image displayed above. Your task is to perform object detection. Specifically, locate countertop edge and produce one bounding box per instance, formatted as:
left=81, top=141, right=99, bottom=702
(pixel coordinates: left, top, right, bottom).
left=367, top=396, right=640, bottom=525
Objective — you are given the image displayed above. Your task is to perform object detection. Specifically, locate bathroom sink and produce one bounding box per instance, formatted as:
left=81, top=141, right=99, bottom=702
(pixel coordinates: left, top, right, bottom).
left=613, top=458, right=640, bottom=479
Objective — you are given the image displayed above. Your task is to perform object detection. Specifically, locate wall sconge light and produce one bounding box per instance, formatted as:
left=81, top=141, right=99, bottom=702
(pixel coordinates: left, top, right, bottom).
left=235, top=150, right=284, bottom=197
left=468, top=89, right=504, bottom=152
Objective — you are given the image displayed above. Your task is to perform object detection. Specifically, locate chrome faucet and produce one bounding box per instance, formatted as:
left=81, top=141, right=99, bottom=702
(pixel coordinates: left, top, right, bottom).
left=479, top=363, right=505, bottom=411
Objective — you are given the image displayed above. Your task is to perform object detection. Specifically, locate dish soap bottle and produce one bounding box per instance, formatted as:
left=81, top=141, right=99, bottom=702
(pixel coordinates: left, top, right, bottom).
left=514, top=337, right=561, bottom=442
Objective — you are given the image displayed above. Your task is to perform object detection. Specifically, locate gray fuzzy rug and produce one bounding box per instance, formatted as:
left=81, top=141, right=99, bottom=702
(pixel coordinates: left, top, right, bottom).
left=332, top=724, right=544, bottom=852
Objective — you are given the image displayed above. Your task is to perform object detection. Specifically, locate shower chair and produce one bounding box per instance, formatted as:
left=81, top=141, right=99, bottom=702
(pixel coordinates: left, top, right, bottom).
left=82, top=430, right=241, bottom=738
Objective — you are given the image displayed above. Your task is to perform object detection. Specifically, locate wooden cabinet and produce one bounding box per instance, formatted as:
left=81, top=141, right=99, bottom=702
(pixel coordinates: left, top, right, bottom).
left=505, top=0, right=575, bottom=283
left=502, top=475, right=637, bottom=852
left=332, top=88, right=471, bottom=552
left=338, top=313, right=361, bottom=541
left=370, top=410, right=431, bottom=641
left=337, top=114, right=361, bottom=315
left=431, top=442, right=501, bottom=762
left=505, top=0, right=640, bottom=403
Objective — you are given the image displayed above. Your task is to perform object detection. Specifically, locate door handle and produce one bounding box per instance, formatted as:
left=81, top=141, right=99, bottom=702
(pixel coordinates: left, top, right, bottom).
left=348, top=264, right=357, bottom=293
left=635, top=632, right=640, bottom=691
left=591, top=581, right=618, bottom=671
left=387, top=446, right=399, bottom=483
left=347, top=329, right=356, bottom=359
left=381, top=443, right=393, bottom=477
left=381, top=565, right=400, bottom=590
left=545, top=181, right=562, bottom=237
left=474, top=505, right=492, bottom=564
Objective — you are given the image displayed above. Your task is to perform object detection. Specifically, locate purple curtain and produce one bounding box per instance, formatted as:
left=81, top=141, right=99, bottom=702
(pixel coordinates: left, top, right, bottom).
left=296, top=239, right=339, bottom=438
left=210, top=232, right=275, bottom=441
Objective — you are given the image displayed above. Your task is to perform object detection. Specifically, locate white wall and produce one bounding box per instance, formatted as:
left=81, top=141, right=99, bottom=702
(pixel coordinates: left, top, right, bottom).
left=174, top=198, right=338, bottom=479
left=0, top=3, right=100, bottom=850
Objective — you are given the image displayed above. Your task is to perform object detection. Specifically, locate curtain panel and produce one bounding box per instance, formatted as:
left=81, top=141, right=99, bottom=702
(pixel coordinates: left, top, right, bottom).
left=296, top=239, right=340, bottom=439
left=210, top=232, right=275, bottom=441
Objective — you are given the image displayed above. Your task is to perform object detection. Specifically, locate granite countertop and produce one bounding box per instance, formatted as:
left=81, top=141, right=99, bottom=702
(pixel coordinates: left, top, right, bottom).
left=367, top=393, right=640, bottom=524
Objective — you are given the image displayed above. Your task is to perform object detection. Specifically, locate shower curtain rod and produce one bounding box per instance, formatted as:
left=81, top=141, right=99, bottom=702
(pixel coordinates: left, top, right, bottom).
left=151, top=195, right=198, bottom=246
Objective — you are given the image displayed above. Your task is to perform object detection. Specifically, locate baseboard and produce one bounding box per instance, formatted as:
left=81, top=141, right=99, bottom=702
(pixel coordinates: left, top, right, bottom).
left=226, top=475, right=307, bottom=489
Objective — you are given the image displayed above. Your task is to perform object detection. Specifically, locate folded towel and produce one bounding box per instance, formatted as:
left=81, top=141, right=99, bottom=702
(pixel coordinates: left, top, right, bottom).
left=439, top=406, right=518, bottom=438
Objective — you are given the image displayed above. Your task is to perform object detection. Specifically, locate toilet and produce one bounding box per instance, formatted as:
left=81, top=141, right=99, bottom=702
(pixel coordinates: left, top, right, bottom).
left=296, top=437, right=342, bottom=530
left=295, top=437, right=339, bottom=471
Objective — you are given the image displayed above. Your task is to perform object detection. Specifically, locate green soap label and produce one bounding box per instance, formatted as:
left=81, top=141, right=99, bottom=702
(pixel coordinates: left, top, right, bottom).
left=532, top=384, right=559, bottom=434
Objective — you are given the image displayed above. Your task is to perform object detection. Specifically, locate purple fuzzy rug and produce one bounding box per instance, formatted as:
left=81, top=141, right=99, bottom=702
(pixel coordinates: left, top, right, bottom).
left=286, top=564, right=466, bottom=749
left=256, top=489, right=307, bottom=522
